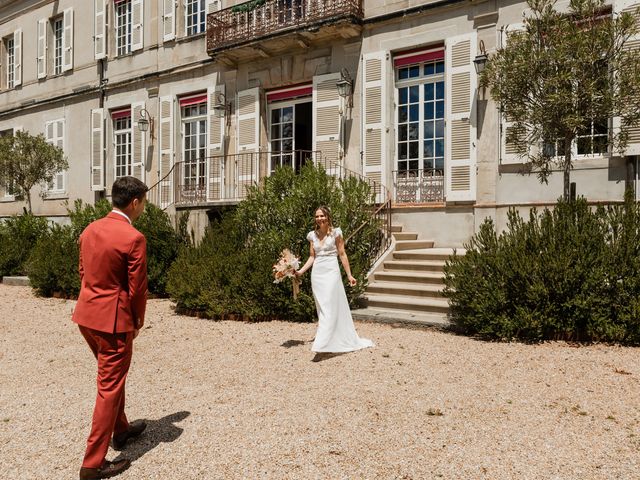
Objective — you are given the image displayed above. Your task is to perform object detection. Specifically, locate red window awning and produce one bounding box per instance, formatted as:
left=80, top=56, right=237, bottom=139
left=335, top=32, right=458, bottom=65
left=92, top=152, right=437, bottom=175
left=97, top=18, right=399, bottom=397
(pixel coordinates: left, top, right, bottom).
left=179, top=93, right=207, bottom=107
left=267, top=85, right=312, bottom=103
left=111, top=108, right=131, bottom=120
left=393, top=46, right=445, bottom=68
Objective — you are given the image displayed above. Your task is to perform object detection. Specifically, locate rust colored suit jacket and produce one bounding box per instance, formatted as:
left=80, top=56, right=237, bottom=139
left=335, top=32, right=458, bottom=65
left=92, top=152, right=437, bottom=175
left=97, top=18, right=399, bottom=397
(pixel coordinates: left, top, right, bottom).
left=72, top=211, right=148, bottom=334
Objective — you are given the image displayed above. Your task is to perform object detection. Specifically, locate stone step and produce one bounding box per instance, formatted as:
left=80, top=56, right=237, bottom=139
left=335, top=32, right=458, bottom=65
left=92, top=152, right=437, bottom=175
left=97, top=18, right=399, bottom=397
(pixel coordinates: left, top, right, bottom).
left=373, top=270, right=444, bottom=285
left=393, top=247, right=465, bottom=261
left=383, top=259, right=447, bottom=273
left=351, top=307, right=450, bottom=329
left=2, top=276, right=30, bottom=286
left=392, top=232, right=418, bottom=241
left=394, top=240, right=435, bottom=251
left=366, top=281, right=444, bottom=298
left=362, top=294, right=450, bottom=314
left=390, top=225, right=403, bottom=233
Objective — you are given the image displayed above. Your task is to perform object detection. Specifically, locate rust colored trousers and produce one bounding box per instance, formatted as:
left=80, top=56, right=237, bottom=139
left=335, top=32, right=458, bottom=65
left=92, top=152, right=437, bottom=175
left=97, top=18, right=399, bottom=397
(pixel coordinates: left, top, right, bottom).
left=79, top=326, right=133, bottom=468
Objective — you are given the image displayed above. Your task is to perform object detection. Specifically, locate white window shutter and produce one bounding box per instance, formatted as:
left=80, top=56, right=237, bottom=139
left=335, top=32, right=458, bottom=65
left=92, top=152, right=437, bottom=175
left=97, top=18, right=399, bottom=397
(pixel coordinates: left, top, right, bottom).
left=614, top=0, right=640, bottom=155
left=159, top=96, right=174, bottom=207
left=207, top=0, right=222, bottom=14
left=91, top=108, right=105, bottom=191
left=55, top=120, right=66, bottom=191
left=63, top=8, right=74, bottom=71
left=236, top=87, right=260, bottom=197
left=312, top=72, right=342, bottom=173
left=132, top=0, right=144, bottom=52
left=208, top=84, right=226, bottom=200
left=445, top=32, right=477, bottom=202
left=94, top=0, right=106, bottom=60
left=163, top=0, right=176, bottom=42
left=13, top=29, right=22, bottom=87
left=37, top=19, right=47, bottom=79
left=131, top=102, right=146, bottom=182
left=362, top=52, right=387, bottom=196
left=499, top=23, right=526, bottom=164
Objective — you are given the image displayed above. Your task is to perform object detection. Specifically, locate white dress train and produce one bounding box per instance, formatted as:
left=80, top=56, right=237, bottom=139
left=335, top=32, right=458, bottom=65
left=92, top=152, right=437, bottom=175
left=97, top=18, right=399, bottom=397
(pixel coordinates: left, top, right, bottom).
left=307, top=228, right=374, bottom=353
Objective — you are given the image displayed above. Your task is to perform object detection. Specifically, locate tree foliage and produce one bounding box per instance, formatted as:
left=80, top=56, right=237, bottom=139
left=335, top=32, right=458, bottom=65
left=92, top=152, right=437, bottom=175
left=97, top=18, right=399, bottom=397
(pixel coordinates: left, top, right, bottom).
left=167, top=164, right=383, bottom=321
left=481, top=0, right=640, bottom=199
left=0, top=131, right=68, bottom=213
left=444, top=193, right=640, bottom=344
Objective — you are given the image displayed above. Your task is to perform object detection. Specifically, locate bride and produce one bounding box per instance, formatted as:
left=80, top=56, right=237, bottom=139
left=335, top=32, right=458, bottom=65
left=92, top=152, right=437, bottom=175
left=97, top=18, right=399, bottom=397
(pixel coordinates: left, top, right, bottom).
left=295, top=206, right=374, bottom=354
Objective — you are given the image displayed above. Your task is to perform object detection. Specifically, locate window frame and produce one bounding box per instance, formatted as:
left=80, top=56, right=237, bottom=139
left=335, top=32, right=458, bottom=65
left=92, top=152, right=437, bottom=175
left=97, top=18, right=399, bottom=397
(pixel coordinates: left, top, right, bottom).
left=115, top=0, right=133, bottom=57
left=180, top=101, right=208, bottom=193
left=52, top=16, right=64, bottom=76
left=185, top=0, right=207, bottom=36
left=394, top=58, right=446, bottom=175
left=113, top=113, right=133, bottom=179
left=5, top=36, right=14, bottom=89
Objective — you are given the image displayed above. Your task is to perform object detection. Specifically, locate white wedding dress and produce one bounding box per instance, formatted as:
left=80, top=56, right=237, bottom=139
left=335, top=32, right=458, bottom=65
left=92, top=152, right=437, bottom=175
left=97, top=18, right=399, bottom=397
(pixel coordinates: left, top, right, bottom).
left=307, top=228, right=374, bottom=353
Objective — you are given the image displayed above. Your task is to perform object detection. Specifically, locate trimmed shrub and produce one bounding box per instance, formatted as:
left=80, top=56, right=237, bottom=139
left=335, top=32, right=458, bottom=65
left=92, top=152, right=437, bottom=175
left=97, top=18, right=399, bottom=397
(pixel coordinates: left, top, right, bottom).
left=0, top=211, right=49, bottom=277
left=167, top=164, right=382, bottom=321
left=27, top=199, right=186, bottom=297
left=27, top=224, right=79, bottom=297
left=133, top=203, right=190, bottom=296
left=444, top=193, right=640, bottom=344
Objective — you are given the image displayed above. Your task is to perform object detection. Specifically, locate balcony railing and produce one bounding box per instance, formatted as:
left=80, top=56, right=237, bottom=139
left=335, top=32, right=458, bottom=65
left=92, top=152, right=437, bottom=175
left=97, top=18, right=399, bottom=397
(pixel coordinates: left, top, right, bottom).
left=207, top=0, right=363, bottom=54
left=393, top=169, right=445, bottom=204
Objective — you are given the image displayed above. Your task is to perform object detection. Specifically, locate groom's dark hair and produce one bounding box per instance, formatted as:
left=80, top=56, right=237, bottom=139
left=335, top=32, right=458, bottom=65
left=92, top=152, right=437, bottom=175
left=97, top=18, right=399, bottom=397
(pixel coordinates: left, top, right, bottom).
left=112, top=176, right=148, bottom=208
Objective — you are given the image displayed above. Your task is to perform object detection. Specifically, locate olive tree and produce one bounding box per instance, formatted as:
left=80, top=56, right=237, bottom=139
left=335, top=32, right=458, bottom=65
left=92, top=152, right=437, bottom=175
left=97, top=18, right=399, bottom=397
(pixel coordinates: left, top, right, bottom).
left=481, top=0, right=640, bottom=200
left=0, top=130, right=68, bottom=213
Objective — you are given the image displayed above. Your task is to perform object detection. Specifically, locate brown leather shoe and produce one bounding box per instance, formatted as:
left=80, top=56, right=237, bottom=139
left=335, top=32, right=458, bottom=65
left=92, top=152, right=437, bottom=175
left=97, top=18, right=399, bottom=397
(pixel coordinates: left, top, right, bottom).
left=113, top=420, right=147, bottom=450
left=79, top=459, right=131, bottom=479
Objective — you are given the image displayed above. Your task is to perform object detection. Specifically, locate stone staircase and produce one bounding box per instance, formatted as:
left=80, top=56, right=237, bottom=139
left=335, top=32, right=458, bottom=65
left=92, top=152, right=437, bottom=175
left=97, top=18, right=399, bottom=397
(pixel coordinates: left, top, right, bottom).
left=352, top=225, right=464, bottom=328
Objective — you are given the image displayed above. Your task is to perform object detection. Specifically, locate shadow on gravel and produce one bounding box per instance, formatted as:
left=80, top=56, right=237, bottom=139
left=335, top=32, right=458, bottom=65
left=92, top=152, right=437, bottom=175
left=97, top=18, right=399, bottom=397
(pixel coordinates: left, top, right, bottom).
left=281, top=339, right=307, bottom=348
left=114, top=411, right=190, bottom=464
left=311, top=352, right=347, bottom=363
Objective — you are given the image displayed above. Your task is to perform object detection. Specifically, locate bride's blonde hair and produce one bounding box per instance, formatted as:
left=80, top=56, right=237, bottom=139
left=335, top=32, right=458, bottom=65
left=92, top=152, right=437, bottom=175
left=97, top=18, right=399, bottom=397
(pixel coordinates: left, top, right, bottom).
left=314, top=205, right=334, bottom=233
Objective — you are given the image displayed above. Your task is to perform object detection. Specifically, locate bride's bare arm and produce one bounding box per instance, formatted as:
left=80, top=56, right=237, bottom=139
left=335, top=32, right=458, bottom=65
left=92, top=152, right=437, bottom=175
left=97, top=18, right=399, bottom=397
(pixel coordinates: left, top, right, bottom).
left=296, top=242, right=315, bottom=276
left=336, top=235, right=357, bottom=286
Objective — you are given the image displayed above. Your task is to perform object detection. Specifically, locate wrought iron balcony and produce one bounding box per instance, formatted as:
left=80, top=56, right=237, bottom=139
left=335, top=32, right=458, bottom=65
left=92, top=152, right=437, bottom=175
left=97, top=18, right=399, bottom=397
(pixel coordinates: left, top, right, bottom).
left=393, top=169, right=445, bottom=204
left=207, top=0, right=363, bottom=57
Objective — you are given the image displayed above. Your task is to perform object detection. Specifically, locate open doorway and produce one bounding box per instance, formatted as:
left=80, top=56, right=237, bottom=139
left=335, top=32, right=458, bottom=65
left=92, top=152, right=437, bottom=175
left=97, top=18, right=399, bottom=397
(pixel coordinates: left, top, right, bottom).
left=269, top=98, right=313, bottom=173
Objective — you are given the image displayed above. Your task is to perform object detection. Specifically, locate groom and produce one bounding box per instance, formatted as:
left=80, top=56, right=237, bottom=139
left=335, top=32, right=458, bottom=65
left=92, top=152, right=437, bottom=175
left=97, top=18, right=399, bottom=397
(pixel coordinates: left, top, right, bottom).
left=73, top=176, right=149, bottom=479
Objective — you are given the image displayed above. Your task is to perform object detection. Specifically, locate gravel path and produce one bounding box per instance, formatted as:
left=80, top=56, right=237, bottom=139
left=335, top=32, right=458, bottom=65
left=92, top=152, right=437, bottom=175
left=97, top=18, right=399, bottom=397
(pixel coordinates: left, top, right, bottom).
left=0, top=285, right=638, bottom=479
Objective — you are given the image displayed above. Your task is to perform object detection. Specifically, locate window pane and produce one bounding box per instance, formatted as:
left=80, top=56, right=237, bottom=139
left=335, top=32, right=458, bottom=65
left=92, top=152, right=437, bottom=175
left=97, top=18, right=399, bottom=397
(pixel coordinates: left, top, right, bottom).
left=271, top=124, right=280, bottom=139
left=424, top=140, right=434, bottom=157
left=282, top=123, right=293, bottom=138
left=409, top=65, right=419, bottom=78
left=435, top=61, right=444, bottom=74
left=398, top=106, right=408, bottom=123
left=282, top=107, right=293, bottom=122
left=409, top=85, right=419, bottom=103
left=409, top=105, right=419, bottom=122
left=399, top=143, right=407, bottom=160
left=435, top=157, right=444, bottom=171
left=409, top=160, right=419, bottom=170
left=409, top=123, right=419, bottom=140
left=436, top=82, right=444, bottom=100
left=282, top=139, right=293, bottom=151
left=399, top=88, right=408, bottom=105
left=425, top=83, right=434, bottom=101
left=435, top=101, right=444, bottom=118
left=435, top=119, right=444, bottom=137
left=424, top=102, right=434, bottom=120
left=435, top=139, right=444, bottom=157
left=425, top=63, right=435, bottom=76
left=409, top=141, right=419, bottom=158
left=271, top=109, right=281, bottom=123
left=399, top=68, right=408, bottom=80
left=398, top=124, right=408, bottom=141
left=424, top=121, right=434, bottom=138
left=271, top=140, right=281, bottom=152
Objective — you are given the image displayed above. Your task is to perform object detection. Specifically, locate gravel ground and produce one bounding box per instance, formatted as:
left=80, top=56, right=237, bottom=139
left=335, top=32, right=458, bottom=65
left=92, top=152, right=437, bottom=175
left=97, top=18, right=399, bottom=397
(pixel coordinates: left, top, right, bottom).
left=0, top=285, right=638, bottom=480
